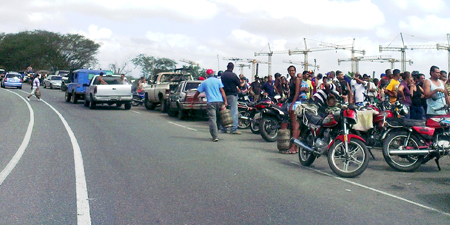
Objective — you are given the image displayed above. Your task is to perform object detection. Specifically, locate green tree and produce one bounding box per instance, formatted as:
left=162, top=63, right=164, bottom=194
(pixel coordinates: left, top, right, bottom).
left=131, top=54, right=177, bottom=79
left=0, top=30, right=100, bottom=72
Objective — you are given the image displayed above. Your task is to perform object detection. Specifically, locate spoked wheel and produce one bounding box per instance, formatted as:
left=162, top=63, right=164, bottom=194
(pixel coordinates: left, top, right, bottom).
left=298, top=133, right=316, bottom=166
left=382, top=131, right=423, bottom=172
left=327, top=138, right=369, bottom=178
left=259, top=116, right=279, bottom=142
left=132, top=96, right=140, bottom=106
left=250, top=119, right=260, bottom=134
left=238, top=110, right=251, bottom=129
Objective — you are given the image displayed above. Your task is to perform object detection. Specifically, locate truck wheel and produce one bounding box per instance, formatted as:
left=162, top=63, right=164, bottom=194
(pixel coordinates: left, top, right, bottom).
left=167, top=103, right=178, bottom=117
left=89, top=100, right=96, bottom=109
left=144, top=95, right=156, bottom=110
left=161, top=99, right=168, bottom=113
left=61, top=84, right=67, bottom=92
left=65, top=91, right=71, bottom=102
left=124, top=102, right=132, bottom=110
left=84, top=99, right=89, bottom=107
left=71, top=91, right=78, bottom=104
left=178, top=107, right=187, bottom=120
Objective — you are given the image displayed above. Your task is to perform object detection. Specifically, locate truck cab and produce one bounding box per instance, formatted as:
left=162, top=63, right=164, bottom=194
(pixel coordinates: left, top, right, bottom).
left=65, top=69, right=112, bottom=104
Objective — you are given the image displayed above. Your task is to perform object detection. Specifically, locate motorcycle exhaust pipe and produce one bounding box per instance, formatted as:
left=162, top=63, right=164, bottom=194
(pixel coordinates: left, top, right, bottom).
left=291, top=138, right=314, bottom=153
left=388, top=149, right=447, bottom=155
left=240, top=116, right=249, bottom=120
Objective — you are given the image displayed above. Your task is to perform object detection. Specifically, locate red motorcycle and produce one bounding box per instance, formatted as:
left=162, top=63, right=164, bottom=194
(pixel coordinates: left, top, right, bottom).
left=292, top=102, right=370, bottom=178
left=382, top=106, right=450, bottom=172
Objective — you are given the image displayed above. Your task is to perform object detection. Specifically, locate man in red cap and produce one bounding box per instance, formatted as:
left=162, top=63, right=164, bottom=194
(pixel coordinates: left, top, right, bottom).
left=192, top=69, right=228, bottom=142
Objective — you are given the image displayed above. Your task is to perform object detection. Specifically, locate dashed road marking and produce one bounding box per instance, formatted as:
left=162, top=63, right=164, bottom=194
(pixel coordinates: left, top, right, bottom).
left=168, top=121, right=198, bottom=131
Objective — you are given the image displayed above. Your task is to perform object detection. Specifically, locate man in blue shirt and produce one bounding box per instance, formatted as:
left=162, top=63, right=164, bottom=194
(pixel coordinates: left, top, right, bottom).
left=261, top=75, right=275, bottom=99
left=192, top=69, right=228, bottom=142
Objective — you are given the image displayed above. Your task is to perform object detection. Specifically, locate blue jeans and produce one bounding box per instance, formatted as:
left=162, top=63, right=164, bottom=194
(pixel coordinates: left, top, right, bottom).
left=222, top=95, right=238, bottom=132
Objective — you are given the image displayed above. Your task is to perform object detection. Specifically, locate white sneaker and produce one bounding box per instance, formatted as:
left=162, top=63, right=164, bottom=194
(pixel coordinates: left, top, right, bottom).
left=27, top=97, right=30, bottom=101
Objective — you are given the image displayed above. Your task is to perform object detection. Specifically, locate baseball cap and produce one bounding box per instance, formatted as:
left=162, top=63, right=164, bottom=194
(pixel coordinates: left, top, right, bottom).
left=380, top=73, right=386, bottom=78
left=206, top=69, right=214, bottom=75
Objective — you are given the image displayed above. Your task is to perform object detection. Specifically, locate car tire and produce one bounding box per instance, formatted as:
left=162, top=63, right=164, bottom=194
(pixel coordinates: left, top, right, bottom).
left=65, top=91, right=72, bottom=102
left=167, top=103, right=178, bottom=117
left=84, top=99, right=89, bottom=107
left=161, top=99, right=168, bottom=113
left=44, top=83, right=47, bottom=89
left=18, top=86, right=22, bottom=89
left=144, top=95, right=156, bottom=110
left=50, top=84, right=53, bottom=89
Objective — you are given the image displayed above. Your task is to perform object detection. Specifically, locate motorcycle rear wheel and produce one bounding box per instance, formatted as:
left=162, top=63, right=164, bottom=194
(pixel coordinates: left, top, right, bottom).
left=382, top=131, right=423, bottom=172
left=238, top=110, right=251, bottom=129
left=328, top=139, right=369, bottom=178
left=250, top=119, right=260, bottom=134
left=298, top=133, right=316, bottom=166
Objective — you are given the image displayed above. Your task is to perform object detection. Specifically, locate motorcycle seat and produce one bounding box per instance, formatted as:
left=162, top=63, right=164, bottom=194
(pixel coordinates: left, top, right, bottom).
left=306, top=112, right=323, bottom=125
left=403, top=119, right=426, bottom=127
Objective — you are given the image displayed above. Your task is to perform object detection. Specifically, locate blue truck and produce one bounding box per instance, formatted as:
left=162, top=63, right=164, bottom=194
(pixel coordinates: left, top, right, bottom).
left=65, top=69, right=113, bottom=104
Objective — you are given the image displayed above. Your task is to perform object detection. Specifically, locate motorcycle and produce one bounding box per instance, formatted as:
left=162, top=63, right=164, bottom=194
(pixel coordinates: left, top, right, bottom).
left=238, top=93, right=252, bottom=129
left=382, top=105, right=450, bottom=172
left=292, top=101, right=370, bottom=178
left=239, top=95, right=278, bottom=134
left=353, top=101, right=408, bottom=148
left=258, top=97, right=288, bottom=142
left=132, top=91, right=145, bottom=106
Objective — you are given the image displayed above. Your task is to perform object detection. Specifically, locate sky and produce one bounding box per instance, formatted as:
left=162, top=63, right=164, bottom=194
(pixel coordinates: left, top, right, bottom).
left=1, top=0, right=450, bottom=79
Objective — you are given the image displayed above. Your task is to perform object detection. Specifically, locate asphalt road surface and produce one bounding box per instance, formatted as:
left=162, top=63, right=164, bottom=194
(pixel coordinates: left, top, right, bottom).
left=0, top=84, right=449, bottom=224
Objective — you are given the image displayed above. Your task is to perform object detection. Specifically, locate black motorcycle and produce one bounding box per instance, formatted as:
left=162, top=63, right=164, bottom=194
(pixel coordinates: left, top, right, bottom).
left=258, top=95, right=288, bottom=142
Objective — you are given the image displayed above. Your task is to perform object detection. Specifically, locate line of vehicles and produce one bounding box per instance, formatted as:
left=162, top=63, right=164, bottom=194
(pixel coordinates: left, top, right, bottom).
left=3, top=67, right=449, bottom=178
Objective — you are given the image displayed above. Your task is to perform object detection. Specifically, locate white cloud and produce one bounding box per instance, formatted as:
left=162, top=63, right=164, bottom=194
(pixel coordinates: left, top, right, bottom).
left=77, top=25, right=112, bottom=40
left=217, top=0, right=384, bottom=29
left=145, top=32, right=195, bottom=49
left=230, top=30, right=268, bottom=47
left=399, top=16, right=450, bottom=38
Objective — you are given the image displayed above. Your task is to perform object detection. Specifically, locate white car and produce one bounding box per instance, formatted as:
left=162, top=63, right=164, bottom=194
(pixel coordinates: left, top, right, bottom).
left=44, top=75, right=62, bottom=89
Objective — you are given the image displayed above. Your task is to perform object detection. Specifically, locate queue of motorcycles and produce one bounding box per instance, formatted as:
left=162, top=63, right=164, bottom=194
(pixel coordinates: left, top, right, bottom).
left=238, top=92, right=450, bottom=178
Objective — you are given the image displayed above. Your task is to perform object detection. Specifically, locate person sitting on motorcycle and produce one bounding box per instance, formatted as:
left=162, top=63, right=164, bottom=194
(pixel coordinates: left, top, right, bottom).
left=137, top=76, right=146, bottom=93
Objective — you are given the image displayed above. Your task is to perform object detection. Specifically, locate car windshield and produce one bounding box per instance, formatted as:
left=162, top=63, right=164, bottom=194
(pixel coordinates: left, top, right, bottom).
left=51, top=76, right=62, bottom=80
left=184, top=82, right=200, bottom=91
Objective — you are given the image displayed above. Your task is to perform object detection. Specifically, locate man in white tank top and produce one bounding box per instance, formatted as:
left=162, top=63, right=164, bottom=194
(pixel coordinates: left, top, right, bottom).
left=423, top=66, right=449, bottom=118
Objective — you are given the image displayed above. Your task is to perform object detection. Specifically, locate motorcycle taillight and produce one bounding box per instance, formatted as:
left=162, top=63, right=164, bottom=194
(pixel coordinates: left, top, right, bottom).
left=255, top=104, right=265, bottom=109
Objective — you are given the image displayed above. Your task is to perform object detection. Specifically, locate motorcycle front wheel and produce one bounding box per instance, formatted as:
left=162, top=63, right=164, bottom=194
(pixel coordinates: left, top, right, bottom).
left=328, top=138, right=369, bottom=178
left=382, top=131, right=423, bottom=172
left=250, top=119, right=260, bottom=134
left=259, top=116, right=279, bottom=142
left=132, top=96, right=140, bottom=106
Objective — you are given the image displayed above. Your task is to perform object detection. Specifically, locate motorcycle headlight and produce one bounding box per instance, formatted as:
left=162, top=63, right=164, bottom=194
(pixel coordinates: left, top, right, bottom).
left=401, top=105, right=409, bottom=115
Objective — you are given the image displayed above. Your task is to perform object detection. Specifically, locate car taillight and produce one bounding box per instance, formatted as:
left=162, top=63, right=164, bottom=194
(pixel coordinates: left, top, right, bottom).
left=94, top=86, right=97, bottom=94
left=20, top=79, right=22, bottom=82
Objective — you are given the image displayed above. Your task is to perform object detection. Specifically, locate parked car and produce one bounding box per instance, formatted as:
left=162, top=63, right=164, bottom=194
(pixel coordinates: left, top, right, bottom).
left=167, top=80, right=206, bottom=120
left=1, top=72, right=22, bottom=89
left=0, top=69, right=5, bottom=81
left=84, top=74, right=133, bottom=110
left=43, top=75, right=62, bottom=89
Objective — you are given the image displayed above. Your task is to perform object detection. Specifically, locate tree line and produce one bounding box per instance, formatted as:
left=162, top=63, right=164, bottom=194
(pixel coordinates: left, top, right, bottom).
left=0, top=30, right=206, bottom=79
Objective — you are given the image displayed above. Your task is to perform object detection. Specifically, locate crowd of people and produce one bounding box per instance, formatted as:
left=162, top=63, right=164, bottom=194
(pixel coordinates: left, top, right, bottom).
left=191, top=63, right=450, bottom=145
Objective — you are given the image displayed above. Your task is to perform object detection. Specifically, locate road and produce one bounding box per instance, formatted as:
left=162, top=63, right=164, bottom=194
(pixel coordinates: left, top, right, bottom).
left=0, top=84, right=449, bottom=224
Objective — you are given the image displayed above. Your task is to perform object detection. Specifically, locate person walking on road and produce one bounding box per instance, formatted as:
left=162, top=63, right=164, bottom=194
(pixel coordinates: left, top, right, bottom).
left=27, top=74, right=41, bottom=101
left=191, top=69, right=228, bottom=142
left=220, top=62, right=241, bottom=134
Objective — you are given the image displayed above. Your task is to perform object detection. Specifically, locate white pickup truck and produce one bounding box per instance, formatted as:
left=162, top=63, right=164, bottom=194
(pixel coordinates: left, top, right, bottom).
left=84, top=75, right=133, bottom=110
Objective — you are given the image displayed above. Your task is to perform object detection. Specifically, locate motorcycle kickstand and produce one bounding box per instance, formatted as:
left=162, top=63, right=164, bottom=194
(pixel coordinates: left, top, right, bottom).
left=435, top=157, right=441, bottom=171
left=367, top=148, right=375, bottom=160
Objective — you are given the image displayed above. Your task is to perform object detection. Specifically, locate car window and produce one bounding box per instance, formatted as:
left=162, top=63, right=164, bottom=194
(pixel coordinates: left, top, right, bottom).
left=184, top=83, right=200, bottom=91
left=51, top=76, right=62, bottom=80
left=6, top=74, right=21, bottom=79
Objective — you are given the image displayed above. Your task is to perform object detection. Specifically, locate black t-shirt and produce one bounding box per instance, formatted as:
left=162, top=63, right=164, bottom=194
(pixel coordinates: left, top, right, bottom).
left=250, top=81, right=261, bottom=93
left=221, top=70, right=240, bottom=96
left=262, top=82, right=275, bottom=97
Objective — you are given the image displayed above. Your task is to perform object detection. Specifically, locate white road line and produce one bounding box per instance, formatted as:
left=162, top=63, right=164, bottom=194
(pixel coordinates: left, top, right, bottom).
left=292, top=161, right=450, bottom=217
left=0, top=90, right=34, bottom=185
left=168, top=121, right=198, bottom=131
left=41, top=100, right=92, bottom=224
left=131, top=111, right=141, bottom=114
